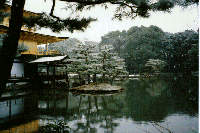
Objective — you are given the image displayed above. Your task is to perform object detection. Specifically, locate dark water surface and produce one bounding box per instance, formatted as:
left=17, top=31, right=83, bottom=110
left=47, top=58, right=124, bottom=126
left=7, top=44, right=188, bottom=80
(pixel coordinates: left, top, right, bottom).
left=0, top=75, right=198, bottom=133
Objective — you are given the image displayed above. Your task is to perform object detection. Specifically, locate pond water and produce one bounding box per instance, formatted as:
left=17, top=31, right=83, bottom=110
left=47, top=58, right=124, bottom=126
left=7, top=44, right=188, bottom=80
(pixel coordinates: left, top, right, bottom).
left=0, top=75, right=198, bottom=133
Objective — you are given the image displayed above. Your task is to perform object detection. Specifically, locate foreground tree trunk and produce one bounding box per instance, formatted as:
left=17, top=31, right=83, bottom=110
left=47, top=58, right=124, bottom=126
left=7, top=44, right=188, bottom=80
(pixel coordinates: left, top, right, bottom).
left=0, top=0, right=25, bottom=96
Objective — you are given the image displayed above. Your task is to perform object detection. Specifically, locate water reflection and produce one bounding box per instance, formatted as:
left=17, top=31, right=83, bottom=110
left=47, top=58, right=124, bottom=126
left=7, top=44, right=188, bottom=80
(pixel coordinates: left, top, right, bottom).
left=0, top=95, right=38, bottom=132
left=0, top=99, right=24, bottom=126
left=0, top=75, right=198, bottom=133
left=124, top=76, right=198, bottom=122
left=72, top=94, right=123, bottom=133
left=36, top=91, right=124, bottom=132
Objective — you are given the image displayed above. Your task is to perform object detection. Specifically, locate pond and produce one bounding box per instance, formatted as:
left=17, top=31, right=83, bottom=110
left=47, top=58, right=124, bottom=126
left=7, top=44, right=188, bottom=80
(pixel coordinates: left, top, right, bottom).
left=0, top=75, right=198, bottom=133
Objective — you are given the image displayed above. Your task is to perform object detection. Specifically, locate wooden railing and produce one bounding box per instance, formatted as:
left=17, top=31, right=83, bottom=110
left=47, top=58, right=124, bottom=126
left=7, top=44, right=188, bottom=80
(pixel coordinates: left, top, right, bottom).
left=47, top=50, right=59, bottom=55
left=37, top=50, right=59, bottom=55
left=21, top=49, right=59, bottom=55
left=9, top=74, right=25, bottom=79
left=37, top=49, right=44, bottom=55
left=38, top=72, right=66, bottom=76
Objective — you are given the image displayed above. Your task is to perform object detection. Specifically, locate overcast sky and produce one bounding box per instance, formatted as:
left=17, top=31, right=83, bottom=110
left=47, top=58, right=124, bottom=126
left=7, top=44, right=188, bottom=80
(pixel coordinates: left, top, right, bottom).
left=24, top=0, right=199, bottom=42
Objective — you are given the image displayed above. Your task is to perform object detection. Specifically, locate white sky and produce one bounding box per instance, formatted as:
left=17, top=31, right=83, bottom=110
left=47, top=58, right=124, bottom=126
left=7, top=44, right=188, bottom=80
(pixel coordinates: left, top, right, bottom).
left=24, top=0, right=199, bottom=42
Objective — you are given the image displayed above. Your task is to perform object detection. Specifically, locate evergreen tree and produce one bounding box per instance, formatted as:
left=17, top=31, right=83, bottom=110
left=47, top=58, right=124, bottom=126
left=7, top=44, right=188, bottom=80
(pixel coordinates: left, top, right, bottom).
left=100, top=25, right=166, bottom=73
left=67, top=44, right=128, bottom=86
left=99, top=44, right=128, bottom=83
left=162, top=30, right=199, bottom=74
left=67, top=43, right=97, bottom=85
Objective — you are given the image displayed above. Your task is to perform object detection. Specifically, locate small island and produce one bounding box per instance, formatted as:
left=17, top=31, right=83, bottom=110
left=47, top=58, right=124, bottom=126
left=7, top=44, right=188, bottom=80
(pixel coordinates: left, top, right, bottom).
left=70, top=83, right=125, bottom=94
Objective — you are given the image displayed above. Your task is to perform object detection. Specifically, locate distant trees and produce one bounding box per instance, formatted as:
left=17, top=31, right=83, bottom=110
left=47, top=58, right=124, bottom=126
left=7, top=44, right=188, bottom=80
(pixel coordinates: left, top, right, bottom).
left=144, top=59, right=165, bottom=73
left=100, top=25, right=165, bottom=73
left=99, top=26, right=199, bottom=74
left=125, top=26, right=165, bottom=73
left=48, top=38, right=82, bottom=55
left=162, top=30, right=199, bottom=74
left=100, top=30, right=127, bottom=57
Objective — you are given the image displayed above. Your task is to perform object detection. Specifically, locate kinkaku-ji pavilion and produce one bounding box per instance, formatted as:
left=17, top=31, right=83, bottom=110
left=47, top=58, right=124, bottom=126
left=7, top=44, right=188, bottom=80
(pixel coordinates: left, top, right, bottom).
left=0, top=4, right=69, bottom=55
left=0, top=4, right=71, bottom=88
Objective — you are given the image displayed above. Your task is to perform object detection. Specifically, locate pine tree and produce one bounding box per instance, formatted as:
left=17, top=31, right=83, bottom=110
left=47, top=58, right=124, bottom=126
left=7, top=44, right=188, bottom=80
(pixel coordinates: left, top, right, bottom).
left=99, top=45, right=128, bottom=84
left=67, top=44, right=128, bottom=86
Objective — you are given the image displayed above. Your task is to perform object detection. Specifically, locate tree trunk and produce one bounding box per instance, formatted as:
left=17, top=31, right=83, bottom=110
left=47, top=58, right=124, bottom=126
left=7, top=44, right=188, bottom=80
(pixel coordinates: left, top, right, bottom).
left=88, top=74, right=90, bottom=84
left=0, top=0, right=25, bottom=96
left=78, top=72, right=82, bottom=85
left=93, top=73, right=96, bottom=83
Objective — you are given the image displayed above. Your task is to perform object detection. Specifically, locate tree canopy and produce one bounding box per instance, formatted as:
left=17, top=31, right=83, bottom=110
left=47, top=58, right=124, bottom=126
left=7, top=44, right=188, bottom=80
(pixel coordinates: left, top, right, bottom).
left=66, top=43, right=128, bottom=85
left=1, top=0, right=198, bottom=33
left=100, top=25, right=166, bottom=73
left=162, top=30, right=199, bottom=73
left=99, top=25, right=199, bottom=74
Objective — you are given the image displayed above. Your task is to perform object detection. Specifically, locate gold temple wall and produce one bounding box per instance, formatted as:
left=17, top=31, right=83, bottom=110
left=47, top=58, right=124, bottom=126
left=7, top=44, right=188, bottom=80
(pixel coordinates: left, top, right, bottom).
left=19, top=40, right=37, bottom=55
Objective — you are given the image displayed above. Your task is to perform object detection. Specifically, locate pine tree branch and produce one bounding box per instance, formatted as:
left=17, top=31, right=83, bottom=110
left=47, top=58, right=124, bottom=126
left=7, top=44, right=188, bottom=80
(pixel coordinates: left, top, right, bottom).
left=22, top=14, right=97, bottom=33
left=60, top=0, right=111, bottom=5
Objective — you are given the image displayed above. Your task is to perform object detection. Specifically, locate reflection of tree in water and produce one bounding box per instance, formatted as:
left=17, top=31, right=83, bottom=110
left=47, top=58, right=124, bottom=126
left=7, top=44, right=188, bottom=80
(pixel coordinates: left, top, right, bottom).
left=99, top=97, right=120, bottom=133
left=37, top=91, right=70, bottom=117
left=124, top=79, right=166, bottom=122
left=36, top=75, right=198, bottom=132
left=124, top=75, right=198, bottom=122
left=72, top=94, right=123, bottom=133
left=169, top=75, right=198, bottom=117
